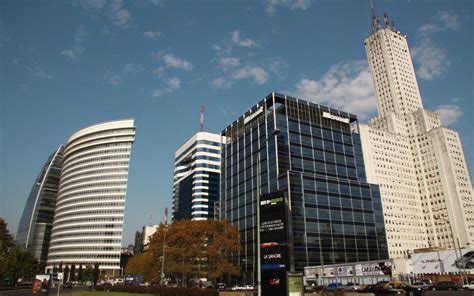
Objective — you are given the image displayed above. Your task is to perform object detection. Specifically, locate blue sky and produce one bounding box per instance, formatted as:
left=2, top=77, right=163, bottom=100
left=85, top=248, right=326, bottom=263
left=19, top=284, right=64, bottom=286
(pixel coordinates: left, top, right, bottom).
left=1, top=0, right=472, bottom=246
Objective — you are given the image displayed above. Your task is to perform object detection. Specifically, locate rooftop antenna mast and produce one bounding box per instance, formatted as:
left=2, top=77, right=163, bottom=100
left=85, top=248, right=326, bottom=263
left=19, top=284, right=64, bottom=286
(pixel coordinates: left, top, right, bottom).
left=163, top=207, right=168, bottom=225
left=369, top=0, right=381, bottom=33
left=200, top=105, right=204, bottom=132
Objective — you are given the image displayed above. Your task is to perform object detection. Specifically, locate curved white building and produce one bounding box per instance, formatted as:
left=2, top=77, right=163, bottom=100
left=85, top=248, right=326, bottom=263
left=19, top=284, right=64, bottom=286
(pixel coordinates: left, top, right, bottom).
left=46, top=119, right=135, bottom=275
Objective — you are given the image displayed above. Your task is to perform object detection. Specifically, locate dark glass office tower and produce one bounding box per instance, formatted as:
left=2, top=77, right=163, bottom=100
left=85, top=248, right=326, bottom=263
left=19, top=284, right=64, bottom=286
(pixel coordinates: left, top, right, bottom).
left=220, top=92, right=388, bottom=284
left=16, top=145, right=64, bottom=268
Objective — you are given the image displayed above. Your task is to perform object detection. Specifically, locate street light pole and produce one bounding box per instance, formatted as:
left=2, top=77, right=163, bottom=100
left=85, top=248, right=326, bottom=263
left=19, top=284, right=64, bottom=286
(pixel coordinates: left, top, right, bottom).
left=434, top=216, right=465, bottom=284
left=256, top=128, right=280, bottom=296
left=160, top=226, right=168, bottom=286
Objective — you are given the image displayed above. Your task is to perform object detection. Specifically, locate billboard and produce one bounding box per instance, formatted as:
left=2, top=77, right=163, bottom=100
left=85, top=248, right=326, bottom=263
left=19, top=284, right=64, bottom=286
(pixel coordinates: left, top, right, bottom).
left=259, top=193, right=288, bottom=271
left=260, top=191, right=289, bottom=296
left=411, top=248, right=474, bottom=274
left=354, top=262, right=392, bottom=276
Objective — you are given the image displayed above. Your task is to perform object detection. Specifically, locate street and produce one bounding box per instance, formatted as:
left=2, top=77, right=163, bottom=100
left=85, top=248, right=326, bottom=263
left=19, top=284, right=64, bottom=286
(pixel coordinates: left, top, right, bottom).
left=0, top=287, right=88, bottom=296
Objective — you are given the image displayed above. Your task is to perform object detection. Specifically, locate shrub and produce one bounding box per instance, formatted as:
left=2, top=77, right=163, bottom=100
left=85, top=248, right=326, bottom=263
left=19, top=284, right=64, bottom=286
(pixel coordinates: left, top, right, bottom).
left=95, top=284, right=218, bottom=296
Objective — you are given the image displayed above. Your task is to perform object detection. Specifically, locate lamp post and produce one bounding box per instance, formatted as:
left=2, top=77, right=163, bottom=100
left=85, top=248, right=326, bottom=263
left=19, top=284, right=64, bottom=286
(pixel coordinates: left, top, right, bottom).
left=160, top=225, right=169, bottom=286
left=256, top=128, right=280, bottom=296
left=434, top=215, right=465, bottom=283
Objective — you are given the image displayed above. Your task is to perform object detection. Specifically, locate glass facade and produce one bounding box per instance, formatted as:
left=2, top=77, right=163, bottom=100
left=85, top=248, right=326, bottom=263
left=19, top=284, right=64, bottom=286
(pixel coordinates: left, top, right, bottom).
left=221, top=92, right=388, bottom=284
left=173, top=132, right=223, bottom=221
left=16, top=145, right=64, bottom=269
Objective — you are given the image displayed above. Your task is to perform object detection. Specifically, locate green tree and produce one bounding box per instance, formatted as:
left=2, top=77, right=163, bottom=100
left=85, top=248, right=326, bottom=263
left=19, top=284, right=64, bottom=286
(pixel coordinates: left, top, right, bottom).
left=146, top=220, right=240, bottom=287
left=93, top=263, right=99, bottom=286
left=63, top=265, right=70, bottom=283
left=78, top=264, right=83, bottom=282
left=70, top=264, right=76, bottom=282
left=2, top=246, right=38, bottom=285
left=82, top=264, right=93, bottom=283
left=0, top=218, right=15, bottom=260
left=0, top=218, right=38, bottom=286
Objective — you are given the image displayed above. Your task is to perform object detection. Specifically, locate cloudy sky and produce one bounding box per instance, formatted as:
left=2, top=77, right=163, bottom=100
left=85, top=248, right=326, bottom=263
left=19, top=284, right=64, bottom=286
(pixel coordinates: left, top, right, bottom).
left=1, top=0, right=472, bottom=245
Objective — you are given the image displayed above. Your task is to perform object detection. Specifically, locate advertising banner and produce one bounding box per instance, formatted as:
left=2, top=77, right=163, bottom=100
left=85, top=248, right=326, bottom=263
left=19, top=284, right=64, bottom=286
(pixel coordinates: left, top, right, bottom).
left=355, top=262, right=392, bottom=276
left=260, top=191, right=288, bottom=296
left=259, top=192, right=288, bottom=271
left=411, top=248, right=474, bottom=274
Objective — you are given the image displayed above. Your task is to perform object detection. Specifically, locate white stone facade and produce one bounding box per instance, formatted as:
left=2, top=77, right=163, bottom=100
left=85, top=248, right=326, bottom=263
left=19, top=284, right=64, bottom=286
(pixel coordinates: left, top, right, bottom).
left=360, top=24, right=473, bottom=259
left=46, top=119, right=135, bottom=275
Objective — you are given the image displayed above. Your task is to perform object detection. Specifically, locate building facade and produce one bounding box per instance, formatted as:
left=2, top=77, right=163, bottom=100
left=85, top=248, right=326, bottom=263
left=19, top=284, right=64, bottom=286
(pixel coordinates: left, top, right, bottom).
left=45, top=119, right=135, bottom=275
left=360, top=10, right=474, bottom=258
left=220, top=93, right=389, bottom=284
left=134, top=224, right=160, bottom=253
left=16, top=145, right=64, bottom=269
left=172, top=132, right=223, bottom=221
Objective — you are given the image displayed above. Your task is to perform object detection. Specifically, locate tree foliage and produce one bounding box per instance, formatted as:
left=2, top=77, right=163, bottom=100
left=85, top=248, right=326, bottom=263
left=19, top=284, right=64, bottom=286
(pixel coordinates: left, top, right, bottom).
left=126, top=220, right=240, bottom=286
left=0, top=217, right=38, bottom=286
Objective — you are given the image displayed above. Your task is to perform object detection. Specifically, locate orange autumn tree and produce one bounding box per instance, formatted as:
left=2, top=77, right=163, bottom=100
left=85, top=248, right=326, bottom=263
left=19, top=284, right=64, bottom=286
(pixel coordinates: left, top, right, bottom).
left=141, top=219, right=240, bottom=286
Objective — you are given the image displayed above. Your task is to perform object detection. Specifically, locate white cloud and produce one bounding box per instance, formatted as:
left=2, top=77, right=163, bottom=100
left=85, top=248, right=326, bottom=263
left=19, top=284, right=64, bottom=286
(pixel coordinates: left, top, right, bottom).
left=124, top=62, right=144, bottom=74
left=61, top=27, right=87, bottom=59
left=412, top=11, right=460, bottom=81
left=411, top=38, right=449, bottom=81
left=144, top=31, right=161, bottom=38
left=231, top=31, right=257, bottom=48
left=212, top=77, right=234, bottom=89
left=418, top=11, right=460, bottom=36
left=269, top=59, right=289, bottom=79
left=108, top=62, right=144, bottom=85
left=233, top=66, right=269, bottom=84
left=151, top=88, right=166, bottom=98
left=166, top=77, right=181, bottom=90
left=218, top=57, right=240, bottom=70
left=108, top=74, right=123, bottom=86
left=434, top=104, right=463, bottom=126
left=79, top=0, right=132, bottom=28
left=152, top=52, right=193, bottom=77
left=80, top=0, right=107, bottom=11
left=27, top=65, right=52, bottom=79
left=108, top=0, right=132, bottom=28
left=163, top=53, right=193, bottom=71
left=265, top=0, right=312, bottom=15
left=295, top=61, right=377, bottom=120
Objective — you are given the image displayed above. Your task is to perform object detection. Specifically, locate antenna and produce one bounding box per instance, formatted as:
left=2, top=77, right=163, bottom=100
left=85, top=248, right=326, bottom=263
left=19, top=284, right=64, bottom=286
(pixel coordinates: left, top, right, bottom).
left=164, top=208, right=168, bottom=225
left=200, top=105, right=204, bottom=132
left=369, top=0, right=381, bottom=32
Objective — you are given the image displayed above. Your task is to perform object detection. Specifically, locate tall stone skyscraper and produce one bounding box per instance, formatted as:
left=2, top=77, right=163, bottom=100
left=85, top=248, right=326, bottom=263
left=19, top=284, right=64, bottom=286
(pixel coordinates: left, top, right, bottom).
left=359, top=6, right=474, bottom=258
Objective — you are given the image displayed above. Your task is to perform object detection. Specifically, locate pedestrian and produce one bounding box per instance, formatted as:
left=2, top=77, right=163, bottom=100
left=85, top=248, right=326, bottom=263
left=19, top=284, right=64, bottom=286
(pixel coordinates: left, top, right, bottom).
left=32, top=279, right=41, bottom=294
left=40, top=279, right=49, bottom=296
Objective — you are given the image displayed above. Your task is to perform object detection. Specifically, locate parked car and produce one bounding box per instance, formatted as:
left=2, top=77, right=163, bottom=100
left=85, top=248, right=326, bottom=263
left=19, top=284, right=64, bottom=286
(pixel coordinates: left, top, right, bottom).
left=405, top=282, right=427, bottom=295
left=432, top=281, right=459, bottom=291
left=216, top=283, right=226, bottom=291
left=344, top=282, right=362, bottom=291
left=456, top=251, right=474, bottom=269
left=462, top=282, right=474, bottom=290
left=358, top=284, right=378, bottom=294
left=411, top=281, right=433, bottom=291
left=376, top=281, right=408, bottom=295
left=63, top=281, right=73, bottom=289
left=325, top=282, right=344, bottom=291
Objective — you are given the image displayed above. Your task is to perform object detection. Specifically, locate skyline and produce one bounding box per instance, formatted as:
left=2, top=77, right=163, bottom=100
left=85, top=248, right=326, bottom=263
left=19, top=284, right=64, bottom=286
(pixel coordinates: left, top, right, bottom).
left=1, top=0, right=472, bottom=246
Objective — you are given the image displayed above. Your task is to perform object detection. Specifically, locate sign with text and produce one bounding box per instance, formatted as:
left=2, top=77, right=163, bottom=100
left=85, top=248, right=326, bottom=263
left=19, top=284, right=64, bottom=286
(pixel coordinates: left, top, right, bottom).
left=260, top=191, right=289, bottom=296
left=355, top=261, right=392, bottom=276
left=260, top=193, right=288, bottom=270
